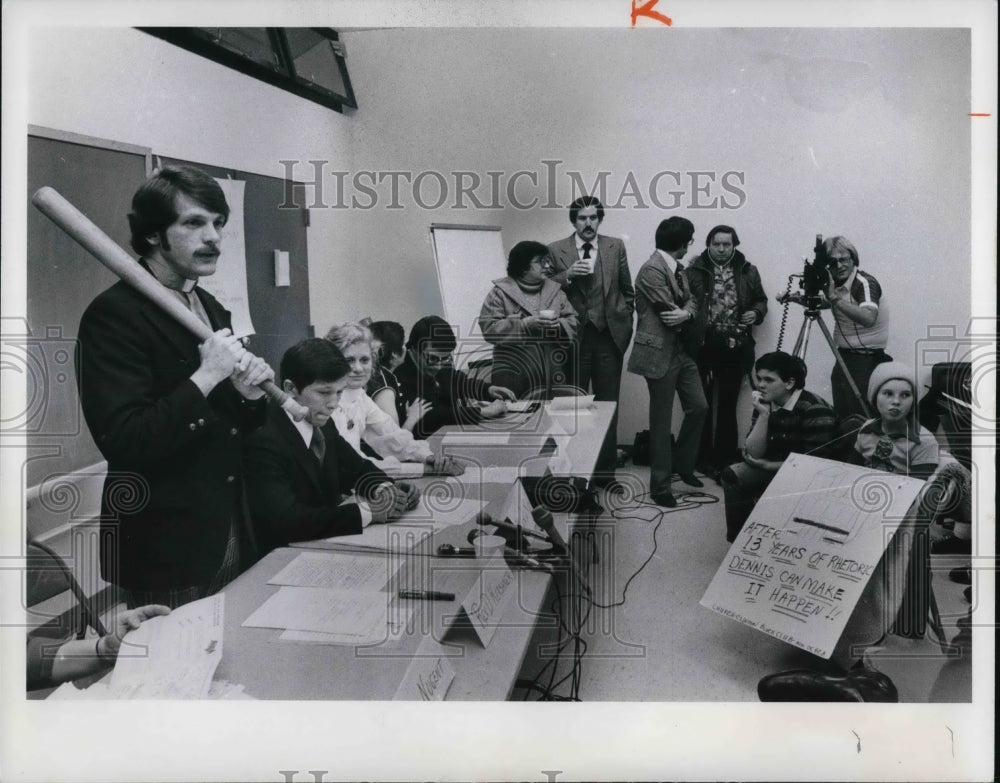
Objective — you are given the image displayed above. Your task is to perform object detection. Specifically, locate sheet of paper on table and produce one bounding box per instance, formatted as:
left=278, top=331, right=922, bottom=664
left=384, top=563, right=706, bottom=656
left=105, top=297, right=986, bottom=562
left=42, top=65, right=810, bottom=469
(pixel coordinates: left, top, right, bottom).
left=546, top=395, right=594, bottom=414
left=442, top=431, right=512, bottom=446
left=280, top=605, right=414, bottom=645
left=452, top=465, right=524, bottom=484
left=268, top=550, right=397, bottom=591
left=242, top=586, right=390, bottom=636
left=107, top=593, right=225, bottom=699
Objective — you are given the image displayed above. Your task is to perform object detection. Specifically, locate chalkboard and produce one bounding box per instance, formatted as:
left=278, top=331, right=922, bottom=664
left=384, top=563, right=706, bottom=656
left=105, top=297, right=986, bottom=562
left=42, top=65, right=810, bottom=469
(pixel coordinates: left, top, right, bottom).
left=429, top=223, right=504, bottom=369
left=25, top=131, right=151, bottom=487
left=23, top=131, right=312, bottom=493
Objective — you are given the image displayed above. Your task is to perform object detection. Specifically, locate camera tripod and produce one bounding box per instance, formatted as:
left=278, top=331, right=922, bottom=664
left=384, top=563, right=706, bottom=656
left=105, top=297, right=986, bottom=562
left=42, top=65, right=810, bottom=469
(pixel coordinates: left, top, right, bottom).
left=778, top=294, right=873, bottom=418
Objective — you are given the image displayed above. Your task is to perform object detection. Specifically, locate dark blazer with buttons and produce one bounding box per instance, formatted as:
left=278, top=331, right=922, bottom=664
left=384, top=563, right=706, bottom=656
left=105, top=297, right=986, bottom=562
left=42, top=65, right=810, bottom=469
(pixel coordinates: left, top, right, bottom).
left=547, top=234, right=635, bottom=354
left=627, top=250, right=701, bottom=380
left=243, top=401, right=391, bottom=553
left=77, top=276, right=266, bottom=592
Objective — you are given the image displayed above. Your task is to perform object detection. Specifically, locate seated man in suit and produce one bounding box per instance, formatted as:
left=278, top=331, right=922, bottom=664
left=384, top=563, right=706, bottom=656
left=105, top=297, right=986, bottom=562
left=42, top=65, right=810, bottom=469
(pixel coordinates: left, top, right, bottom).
left=243, top=338, right=420, bottom=552
left=394, top=315, right=516, bottom=439
left=720, top=351, right=837, bottom=542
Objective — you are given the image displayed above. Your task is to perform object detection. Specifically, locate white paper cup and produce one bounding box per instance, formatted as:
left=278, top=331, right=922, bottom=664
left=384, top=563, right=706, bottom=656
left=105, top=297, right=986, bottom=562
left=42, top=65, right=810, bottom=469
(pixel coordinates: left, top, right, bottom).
left=474, top=534, right=507, bottom=559
left=539, top=309, right=556, bottom=320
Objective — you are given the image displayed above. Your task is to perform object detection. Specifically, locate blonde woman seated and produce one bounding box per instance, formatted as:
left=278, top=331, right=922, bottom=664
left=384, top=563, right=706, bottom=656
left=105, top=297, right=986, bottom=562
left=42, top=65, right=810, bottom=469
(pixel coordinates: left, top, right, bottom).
left=326, top=322, right=464, bottom=476
left=479, top=240, right=578, bottom=398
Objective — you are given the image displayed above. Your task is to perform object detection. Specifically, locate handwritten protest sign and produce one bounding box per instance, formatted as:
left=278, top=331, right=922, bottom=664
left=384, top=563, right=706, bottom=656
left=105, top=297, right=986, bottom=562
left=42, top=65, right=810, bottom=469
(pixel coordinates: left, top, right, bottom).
left=700, top=454, right=926, bottom=658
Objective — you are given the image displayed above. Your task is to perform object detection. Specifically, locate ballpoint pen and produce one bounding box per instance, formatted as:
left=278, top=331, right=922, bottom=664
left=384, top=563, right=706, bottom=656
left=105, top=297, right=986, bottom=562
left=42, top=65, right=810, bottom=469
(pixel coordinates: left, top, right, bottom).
left=399, top=589, right=456, bottom=601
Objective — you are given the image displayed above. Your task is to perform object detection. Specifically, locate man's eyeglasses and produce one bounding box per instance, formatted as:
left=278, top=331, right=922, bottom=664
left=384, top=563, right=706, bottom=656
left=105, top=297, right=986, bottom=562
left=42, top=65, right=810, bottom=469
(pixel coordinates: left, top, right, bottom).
left=421, top=352, right=454, bottom=367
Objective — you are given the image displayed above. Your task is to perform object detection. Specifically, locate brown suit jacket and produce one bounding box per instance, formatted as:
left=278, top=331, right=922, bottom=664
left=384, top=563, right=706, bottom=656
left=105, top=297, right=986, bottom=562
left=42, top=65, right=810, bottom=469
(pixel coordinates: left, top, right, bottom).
left=627, top=250, right=701, bottom=379
left=547, top=234, right=635, bottom=353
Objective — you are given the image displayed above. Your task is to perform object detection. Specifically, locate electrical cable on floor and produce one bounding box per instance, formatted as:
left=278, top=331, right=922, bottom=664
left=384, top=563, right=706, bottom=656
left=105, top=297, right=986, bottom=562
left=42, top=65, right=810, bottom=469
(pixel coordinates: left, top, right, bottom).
left=585, top=482, right=721, bottom=611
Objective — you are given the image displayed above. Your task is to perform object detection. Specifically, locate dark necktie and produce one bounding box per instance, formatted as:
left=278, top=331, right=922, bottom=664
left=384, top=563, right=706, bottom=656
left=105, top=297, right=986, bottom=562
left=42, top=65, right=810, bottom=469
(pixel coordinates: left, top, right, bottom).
left=675, top=264, right=689, bottom=302
left=582, top=242, right=593, bottom=259
left=309, top=427, right=326, bottom=463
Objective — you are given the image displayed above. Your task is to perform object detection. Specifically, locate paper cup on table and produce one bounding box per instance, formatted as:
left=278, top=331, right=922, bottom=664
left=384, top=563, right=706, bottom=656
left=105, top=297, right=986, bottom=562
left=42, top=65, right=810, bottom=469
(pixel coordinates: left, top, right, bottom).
left=538, top=309, right=556, bottom=320
left=474, top=534, right=507, bottom=559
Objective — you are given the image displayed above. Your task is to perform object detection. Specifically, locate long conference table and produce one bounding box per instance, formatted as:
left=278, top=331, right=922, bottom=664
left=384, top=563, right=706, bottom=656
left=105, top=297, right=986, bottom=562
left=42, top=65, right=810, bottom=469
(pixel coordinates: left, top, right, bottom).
left=212, top=401, right=615, bottom=700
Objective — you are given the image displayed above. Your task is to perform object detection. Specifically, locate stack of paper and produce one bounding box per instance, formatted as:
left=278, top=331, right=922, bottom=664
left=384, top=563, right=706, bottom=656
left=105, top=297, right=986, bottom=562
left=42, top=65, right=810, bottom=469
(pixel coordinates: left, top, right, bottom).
left=243, top=586, right=400, bottom=646
left=106, top=594, right=225, bottom=699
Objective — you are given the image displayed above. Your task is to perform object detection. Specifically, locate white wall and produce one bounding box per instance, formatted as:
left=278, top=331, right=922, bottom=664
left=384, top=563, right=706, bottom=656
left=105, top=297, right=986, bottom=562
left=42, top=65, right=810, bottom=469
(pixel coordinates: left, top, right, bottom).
left=337, top=27, right=972, bottom=443
left=26, top=27, right=354, bottom=332
left=25, top=26, right=975, bottom=445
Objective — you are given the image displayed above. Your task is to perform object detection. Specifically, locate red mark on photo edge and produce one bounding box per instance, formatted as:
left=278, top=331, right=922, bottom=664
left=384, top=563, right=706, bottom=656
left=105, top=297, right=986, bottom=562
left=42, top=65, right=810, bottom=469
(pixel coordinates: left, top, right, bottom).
left=968, top=113, right=991, bottom=117
left=631, top=0, right=673, bottom=27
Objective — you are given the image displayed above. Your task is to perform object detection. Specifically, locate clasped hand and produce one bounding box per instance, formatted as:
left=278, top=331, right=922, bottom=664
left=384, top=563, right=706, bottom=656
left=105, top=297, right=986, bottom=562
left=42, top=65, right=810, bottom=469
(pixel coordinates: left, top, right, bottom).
left=371, top=481, right=421, bottom=523
left=657, top=307, right=689, bottom=327
left=424, top=453, right=465, bottom=476
left=196, top=329, right=274, bottom=399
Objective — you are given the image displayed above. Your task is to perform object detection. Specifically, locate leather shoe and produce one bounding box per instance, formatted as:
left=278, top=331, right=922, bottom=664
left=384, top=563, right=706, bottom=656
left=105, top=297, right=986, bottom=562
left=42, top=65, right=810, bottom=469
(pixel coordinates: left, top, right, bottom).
left=932, top=534, right=971, bottom=555
left=678, top=472, right=704, bottom=488
left=650, top=492, right=677, bottom=508
left=949, top=565, right=972, bottom=584
left=757, top=667, right=898, bottom=702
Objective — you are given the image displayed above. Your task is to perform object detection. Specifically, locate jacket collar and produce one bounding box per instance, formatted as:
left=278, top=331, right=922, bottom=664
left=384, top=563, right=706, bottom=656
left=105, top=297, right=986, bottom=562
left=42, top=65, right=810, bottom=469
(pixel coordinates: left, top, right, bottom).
left=492, top=277, right=562, bottom=311
left=271, top=400, right=327, bottom=489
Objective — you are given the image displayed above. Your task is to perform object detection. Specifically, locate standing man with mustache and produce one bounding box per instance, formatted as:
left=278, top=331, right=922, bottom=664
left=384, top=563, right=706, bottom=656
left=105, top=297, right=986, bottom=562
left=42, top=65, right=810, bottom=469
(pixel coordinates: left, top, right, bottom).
left=548, top=196, right=635, bottom=492
left=76, top=165, right=274, bottom=609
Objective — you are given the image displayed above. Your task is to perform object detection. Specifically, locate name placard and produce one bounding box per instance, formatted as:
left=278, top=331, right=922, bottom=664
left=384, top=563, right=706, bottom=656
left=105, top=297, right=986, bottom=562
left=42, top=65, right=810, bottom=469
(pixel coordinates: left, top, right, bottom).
left=700, top=454, right=925, bottom=659
left=459, top=557, right=515, bottom=648
left=393, top=639, right=456, bottom=701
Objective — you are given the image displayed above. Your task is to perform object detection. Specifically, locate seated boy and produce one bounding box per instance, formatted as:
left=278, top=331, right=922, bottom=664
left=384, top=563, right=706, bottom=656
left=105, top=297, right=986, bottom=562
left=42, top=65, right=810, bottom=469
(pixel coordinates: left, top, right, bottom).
left=394, top=315, right=516, bottom=439
left=243, top=338, right=420, bottom=552
left=721, top=351, right=837, bottom=542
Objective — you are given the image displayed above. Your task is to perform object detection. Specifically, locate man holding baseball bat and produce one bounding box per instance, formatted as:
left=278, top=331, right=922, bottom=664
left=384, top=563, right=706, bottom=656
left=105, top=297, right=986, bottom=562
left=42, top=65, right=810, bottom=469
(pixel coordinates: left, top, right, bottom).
left=76, top=166, right=275, bottom=609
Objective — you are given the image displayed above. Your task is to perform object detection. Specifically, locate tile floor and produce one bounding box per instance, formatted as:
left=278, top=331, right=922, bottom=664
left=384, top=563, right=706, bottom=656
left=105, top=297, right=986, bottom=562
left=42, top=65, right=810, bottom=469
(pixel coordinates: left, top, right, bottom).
left=516, top=464, right=975, bottom=702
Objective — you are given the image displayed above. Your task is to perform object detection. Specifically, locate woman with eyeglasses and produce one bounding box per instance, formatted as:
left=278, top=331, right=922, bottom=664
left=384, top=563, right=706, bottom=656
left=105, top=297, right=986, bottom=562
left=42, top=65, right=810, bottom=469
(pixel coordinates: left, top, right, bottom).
left=325, top=322, right=464, bottom=476
left=478, top=240, right=578, bottom=399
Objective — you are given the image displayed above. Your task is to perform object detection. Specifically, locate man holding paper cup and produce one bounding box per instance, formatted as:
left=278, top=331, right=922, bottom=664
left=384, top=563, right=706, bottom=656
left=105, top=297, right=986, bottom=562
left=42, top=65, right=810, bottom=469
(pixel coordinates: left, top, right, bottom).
left=548, top=197, right=635, bottom=492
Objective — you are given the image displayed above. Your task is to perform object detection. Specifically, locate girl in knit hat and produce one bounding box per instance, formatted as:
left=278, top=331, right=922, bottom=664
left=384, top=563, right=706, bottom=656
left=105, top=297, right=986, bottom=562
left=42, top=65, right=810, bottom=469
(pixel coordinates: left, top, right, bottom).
left=853, top=361, right=941, bottom=478
left=759, top=362, right=971, bottom=702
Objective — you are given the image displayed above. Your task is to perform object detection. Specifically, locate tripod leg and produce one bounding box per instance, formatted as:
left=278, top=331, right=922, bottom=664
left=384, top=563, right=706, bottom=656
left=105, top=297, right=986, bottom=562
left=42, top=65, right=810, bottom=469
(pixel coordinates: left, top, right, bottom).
left=792, top=316, right=812, bottom=358
left=814, top=316, right=872, bottom=417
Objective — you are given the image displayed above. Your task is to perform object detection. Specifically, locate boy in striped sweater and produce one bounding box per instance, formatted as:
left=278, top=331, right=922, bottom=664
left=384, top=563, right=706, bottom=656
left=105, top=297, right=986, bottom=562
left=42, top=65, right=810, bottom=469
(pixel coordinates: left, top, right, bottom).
left=720, top=351, right=837, bottom=542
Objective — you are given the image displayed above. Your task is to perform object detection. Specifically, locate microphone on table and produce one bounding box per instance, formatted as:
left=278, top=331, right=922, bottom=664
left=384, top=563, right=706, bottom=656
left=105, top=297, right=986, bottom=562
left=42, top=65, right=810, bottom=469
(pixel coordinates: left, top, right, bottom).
left=437, top=543, right=476, bottom=557
left=531, top=505, right=568, bottom=555
left=475, top=511, right=547, bottom=552
left=467, top=528, right=553, bottom=573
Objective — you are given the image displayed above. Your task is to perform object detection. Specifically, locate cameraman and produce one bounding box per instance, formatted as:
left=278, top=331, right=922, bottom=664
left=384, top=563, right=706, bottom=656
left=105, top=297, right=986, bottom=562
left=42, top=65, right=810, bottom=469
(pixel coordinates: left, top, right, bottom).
left=820, top=236, right=890, bottom=417
left=687, top=225, right=768, bottom=477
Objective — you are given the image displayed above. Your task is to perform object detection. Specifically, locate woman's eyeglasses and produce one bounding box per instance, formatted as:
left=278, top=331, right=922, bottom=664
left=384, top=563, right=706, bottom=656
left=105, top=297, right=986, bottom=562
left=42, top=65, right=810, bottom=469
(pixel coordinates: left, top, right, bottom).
left=421, top=352, right=454, bottom=367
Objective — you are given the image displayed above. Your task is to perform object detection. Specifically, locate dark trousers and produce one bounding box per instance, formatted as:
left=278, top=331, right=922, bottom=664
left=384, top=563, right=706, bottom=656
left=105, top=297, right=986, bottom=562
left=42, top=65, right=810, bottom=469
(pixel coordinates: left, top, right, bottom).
left=697, top=347, right=749, bottom=469
left=832, top=349, right=890, bottom=418
left=720, top=461, right=774, bottom=542
left=645, top=352, right=707, bottom=496
left=574, top=323, right=624, bottom=478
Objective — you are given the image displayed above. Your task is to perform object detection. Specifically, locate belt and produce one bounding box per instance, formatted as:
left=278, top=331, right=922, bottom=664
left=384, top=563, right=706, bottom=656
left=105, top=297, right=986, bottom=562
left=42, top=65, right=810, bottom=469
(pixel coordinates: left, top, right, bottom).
left=838, top=348, right=885, bottom=355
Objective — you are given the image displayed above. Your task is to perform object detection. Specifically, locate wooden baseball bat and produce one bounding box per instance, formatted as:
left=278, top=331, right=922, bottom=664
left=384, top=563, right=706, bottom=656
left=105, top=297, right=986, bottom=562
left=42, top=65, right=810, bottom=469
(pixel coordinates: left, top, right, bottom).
left=31, top=185, right=308, bottom=421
